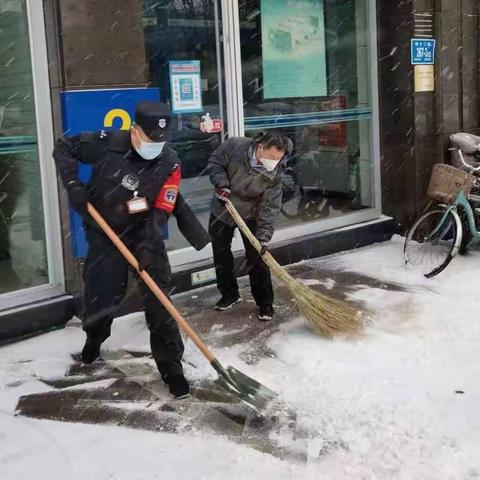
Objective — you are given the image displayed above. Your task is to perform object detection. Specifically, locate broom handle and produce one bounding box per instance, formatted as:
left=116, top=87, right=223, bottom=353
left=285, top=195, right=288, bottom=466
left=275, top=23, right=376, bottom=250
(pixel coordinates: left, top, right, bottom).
left=87, top=202, right=216, bottom=363
left=224, top=200, right=296, bottom=286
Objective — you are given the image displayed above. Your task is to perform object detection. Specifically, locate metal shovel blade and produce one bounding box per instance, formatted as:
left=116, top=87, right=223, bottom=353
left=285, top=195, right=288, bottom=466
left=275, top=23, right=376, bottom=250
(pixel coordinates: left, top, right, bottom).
left=212, top=360, right=278, bottom=414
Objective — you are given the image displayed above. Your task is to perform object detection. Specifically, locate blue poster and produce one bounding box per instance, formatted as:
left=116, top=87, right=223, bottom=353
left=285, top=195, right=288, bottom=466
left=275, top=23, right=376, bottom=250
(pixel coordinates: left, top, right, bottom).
left=261, top=0, right=327, bottom=99
left=411, top=39, right=436, bottom=65
left=60, top=87, right=161, bottom=257
left=169, top=61, right=203, bottom=113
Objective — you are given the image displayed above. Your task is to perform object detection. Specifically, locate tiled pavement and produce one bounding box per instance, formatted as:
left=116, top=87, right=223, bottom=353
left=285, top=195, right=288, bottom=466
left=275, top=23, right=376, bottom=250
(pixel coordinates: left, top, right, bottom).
left=15, top=258, right=411, bottom=462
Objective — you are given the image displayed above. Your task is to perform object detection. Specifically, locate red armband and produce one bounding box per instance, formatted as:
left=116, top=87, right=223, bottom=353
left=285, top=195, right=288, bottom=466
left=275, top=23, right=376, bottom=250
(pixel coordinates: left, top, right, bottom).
left=154, top=166, right=181, bottom=214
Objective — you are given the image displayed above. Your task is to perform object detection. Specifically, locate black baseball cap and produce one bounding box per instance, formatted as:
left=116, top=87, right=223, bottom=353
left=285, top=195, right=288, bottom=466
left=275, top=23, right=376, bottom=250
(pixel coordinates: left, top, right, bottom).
left=134, top=101, right=172, bottom=142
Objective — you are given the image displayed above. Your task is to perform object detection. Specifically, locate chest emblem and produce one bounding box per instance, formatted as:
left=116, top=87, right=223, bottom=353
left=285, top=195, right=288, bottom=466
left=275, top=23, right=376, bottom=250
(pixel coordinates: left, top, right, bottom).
left=121, top=174, right=140, bottom=191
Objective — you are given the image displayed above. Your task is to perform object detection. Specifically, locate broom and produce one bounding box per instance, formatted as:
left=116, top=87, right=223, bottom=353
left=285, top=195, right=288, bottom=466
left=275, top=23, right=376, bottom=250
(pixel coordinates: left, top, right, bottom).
left=225, top=200, right=363, bottom=337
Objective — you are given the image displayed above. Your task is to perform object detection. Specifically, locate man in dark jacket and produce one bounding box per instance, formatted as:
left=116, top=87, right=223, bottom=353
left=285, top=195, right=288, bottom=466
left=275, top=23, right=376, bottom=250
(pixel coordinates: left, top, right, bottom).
left=208, top=130, right=292, bottom=321
left=53, top=101, right=209, bottom=399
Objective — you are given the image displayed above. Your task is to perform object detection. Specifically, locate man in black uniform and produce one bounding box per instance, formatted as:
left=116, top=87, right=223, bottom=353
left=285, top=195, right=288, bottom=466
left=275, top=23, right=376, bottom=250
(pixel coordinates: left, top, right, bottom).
left=53, top=102, right=209, bottom=399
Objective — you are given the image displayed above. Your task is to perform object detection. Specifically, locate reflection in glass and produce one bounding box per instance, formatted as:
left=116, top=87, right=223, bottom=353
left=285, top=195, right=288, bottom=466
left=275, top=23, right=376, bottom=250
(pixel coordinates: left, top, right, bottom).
left=239, top=0, right=374, bottom=227
left=142, top=0, right=225, bottom=251
left=0, top=0, right=48, bottom=294
left=141, top=0, right=376, bottom=255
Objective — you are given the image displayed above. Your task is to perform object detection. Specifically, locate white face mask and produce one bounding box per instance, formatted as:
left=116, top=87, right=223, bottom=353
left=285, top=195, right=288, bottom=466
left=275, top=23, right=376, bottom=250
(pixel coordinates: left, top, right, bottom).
left=260, top=157, right=280, bottom=172
left=134, top=140, right=166, bottom=160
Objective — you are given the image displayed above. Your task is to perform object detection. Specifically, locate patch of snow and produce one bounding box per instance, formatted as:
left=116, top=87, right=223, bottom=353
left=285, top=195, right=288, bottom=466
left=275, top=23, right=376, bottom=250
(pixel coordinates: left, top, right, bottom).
left=298, top=278, right=335, bottom=289
left=56, top=378, right=117, bottom=392
left=1, top=237, right=480, bottom=478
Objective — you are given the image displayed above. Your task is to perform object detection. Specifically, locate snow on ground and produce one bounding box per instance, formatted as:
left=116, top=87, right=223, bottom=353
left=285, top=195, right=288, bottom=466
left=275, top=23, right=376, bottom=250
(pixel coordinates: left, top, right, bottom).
left=1, top=236, right=480, bottom=479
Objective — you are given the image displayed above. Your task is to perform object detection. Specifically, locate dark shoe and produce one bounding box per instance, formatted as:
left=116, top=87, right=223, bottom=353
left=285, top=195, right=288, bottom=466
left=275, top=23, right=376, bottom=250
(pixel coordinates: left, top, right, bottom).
left=214, top=295, right=242, bottom=311
left=165, top=374, right=190, bottom=399
left=81, top=337, right=101, bottom=364
left=257, top=305, right=274, bottom=321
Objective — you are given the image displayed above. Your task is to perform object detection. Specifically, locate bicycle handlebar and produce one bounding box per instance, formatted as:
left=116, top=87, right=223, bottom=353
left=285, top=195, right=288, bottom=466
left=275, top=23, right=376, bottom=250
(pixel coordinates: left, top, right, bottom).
left=457, top=148, right=480, bottom=173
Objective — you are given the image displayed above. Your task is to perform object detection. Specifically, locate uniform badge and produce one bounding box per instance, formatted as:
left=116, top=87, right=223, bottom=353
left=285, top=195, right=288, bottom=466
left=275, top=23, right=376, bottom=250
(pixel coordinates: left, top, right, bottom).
left=121, top=174, right=140, bottom=191
left=165, top=188, right=177, bottom=203
left=127, top=191, right=149, bottom=214
left=158, top=118, right=167, bottom=129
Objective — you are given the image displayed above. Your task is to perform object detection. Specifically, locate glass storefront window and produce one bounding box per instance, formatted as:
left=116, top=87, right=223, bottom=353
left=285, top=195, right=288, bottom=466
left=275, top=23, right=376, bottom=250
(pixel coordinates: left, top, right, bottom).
left=239, top=0, right=375, bottom=229
left=0, top=0, right=48, bottom=294
left=142, top=0, right=225, bottom=252
left=141, top=0, right=378, bottom=261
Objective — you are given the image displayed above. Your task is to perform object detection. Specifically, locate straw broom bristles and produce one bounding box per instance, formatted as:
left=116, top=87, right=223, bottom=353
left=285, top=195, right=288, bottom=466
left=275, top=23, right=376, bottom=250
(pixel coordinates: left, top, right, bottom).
left=225, top=200, right=363, bottom=337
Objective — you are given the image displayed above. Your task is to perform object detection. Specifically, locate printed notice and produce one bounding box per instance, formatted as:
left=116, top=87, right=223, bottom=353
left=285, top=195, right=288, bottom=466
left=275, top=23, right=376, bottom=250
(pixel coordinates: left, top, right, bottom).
left=261, top=0, right=327, bottom=99
left=169, top=61, right=203, bottom=114
left=415, top=65, right=434, bottom=92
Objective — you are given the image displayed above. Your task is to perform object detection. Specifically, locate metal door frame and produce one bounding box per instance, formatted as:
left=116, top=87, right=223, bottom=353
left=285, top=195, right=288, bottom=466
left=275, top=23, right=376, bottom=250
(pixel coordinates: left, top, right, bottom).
left=169, top=0, right=383, bottom=269
left=0, top=0, right=64, bottom=310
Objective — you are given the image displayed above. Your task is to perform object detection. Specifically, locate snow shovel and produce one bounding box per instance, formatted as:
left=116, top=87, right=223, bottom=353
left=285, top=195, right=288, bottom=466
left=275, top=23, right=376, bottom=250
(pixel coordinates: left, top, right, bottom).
left=87, top=202, right=277, bottom=413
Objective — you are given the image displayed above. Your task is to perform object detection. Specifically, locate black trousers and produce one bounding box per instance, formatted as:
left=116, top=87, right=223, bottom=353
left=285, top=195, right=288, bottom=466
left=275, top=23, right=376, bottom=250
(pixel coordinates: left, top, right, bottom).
left=209, top=214, right=274, bottom=307
left=82, top=228, right=184, bottom=378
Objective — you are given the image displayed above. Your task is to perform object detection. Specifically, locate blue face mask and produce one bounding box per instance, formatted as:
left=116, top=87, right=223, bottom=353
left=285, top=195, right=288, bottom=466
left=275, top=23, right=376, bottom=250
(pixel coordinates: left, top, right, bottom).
left=134, top=140, right=166, bottom=160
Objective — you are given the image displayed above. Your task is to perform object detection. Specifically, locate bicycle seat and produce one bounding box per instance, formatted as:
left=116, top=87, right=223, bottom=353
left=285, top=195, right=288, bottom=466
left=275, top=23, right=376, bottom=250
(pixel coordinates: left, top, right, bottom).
left=450, top=132, right=480, bottom=155
left=450, top=133, right=480, bottom=172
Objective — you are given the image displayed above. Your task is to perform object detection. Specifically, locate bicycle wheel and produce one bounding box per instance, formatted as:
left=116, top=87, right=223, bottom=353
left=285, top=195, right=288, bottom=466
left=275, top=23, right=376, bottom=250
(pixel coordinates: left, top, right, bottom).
left=404, top=208, right=462, bottom=278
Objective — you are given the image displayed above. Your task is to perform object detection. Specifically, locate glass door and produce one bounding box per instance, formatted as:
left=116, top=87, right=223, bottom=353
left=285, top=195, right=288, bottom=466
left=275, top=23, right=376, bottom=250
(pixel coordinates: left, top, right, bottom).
left=142, top=0, right=380, bottom=267
left=141, top=0, right=226, bottom=265
left=234, top=0, right=380, bottom=243
left=0, top=0, right=62, bottom=308
left=0, top=1, right=49, bottom=295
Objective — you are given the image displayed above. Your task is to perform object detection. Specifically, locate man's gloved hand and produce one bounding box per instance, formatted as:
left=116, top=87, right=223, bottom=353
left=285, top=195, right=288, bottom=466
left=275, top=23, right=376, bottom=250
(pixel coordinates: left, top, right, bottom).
left=67, top=182, right=89, bottom=215
left=214, top=187, right=231, bottom=203
left=137, top=246, right=154, bottom=272
left=259, top=241, right=269, bottom=256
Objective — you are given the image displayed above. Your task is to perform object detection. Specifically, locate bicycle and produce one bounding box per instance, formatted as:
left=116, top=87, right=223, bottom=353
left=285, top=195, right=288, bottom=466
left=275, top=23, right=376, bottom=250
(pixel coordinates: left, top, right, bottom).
left=404, top=146, right=480, bottom=278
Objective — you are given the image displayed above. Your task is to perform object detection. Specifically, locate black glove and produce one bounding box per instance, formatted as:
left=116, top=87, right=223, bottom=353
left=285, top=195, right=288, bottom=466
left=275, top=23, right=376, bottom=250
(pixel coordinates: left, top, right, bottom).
left=137, top=246, right=154, bottom=272
left=259, top=242, right=269, bottom=256
left=67, top=182, right=89, bottom=215
left=214, top=187, right=231, bottom=203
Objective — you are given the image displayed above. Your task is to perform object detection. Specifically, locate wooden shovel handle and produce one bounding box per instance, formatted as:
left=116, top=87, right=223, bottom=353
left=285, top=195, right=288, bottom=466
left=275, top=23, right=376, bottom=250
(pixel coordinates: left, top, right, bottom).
left=87, top=202, right=216, bottom=363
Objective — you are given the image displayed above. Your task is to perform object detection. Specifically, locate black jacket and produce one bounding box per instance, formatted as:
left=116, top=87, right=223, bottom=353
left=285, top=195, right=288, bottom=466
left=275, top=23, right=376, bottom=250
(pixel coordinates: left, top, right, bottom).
left=53, top=130, right=209, bottom=251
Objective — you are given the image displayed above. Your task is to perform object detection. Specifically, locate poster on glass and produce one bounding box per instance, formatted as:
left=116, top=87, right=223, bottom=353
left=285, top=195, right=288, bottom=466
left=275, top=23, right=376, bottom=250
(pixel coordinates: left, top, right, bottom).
left=261, top=0, right=327, bottom=99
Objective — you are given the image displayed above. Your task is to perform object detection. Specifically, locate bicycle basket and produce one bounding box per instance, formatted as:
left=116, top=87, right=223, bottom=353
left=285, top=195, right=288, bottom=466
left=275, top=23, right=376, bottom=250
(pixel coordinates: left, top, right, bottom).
left=427, top=163, right=475, bottom=203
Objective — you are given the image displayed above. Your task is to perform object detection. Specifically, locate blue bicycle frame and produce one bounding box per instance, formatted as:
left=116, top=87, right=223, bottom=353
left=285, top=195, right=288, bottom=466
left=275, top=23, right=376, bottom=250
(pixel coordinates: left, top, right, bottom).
left=430, top=190, right=480, bottom=249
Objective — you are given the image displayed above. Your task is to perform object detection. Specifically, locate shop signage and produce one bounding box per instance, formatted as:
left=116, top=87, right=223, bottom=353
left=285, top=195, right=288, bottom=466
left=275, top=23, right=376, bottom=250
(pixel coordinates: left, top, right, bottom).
left=200, top=112, right=223, bottom=133
left=191, top=267, right=216, bottom=286
left=414, top=65, right=435, bottom=92
left=411, top=39, right=435, bottom=65
left=169, top=60, right=203, bottom=114
left=261, top=0, right=327, bottom=99
left=60, top=87, right=162, bottom=257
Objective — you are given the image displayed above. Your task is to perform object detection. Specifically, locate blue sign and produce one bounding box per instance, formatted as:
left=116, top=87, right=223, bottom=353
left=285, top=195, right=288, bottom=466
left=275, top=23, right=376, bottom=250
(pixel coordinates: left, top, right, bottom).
left=169, top=60, right=203, bottom=114
left=411, top=39, right=436, bottom=65
left=60, top=87, right=163, bottom=257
